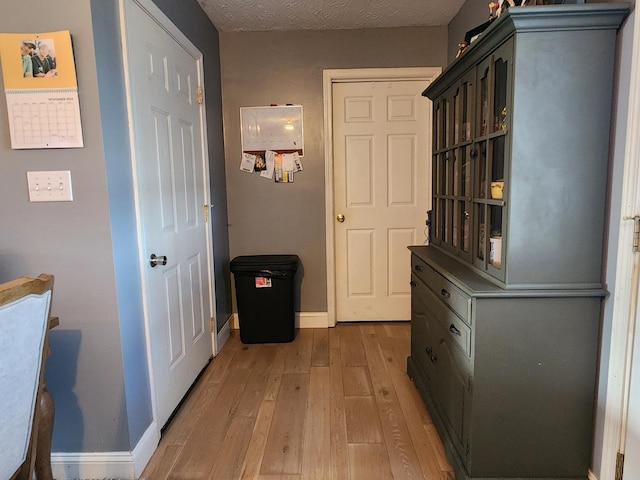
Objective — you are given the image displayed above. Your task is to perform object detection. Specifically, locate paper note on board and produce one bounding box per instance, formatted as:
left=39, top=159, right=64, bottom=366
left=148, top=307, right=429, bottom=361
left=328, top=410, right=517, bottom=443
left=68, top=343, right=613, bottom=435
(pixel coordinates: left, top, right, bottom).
left=292, top=152, right=303, bottom=172
left=282, top=153, right=295, bottom=172
left=261, top=150, right=276, bottom=179
left=240, top=153, right=256, bottom=172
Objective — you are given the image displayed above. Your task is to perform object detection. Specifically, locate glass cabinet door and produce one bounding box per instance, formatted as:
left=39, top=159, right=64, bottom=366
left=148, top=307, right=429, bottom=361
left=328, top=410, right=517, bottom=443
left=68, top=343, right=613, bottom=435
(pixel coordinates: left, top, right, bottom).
left=431, top=71, right=474, bottom=261
left=472, top=39, right=512, bottom=279
left=457, top=72, right=474, bottom=259
left=431, top=99, right=446, bottom=245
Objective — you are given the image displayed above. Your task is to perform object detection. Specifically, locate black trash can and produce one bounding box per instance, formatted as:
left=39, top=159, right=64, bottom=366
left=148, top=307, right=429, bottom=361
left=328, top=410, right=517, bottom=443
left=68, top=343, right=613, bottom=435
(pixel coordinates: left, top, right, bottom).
left=230, top=254, right=299, bottom=344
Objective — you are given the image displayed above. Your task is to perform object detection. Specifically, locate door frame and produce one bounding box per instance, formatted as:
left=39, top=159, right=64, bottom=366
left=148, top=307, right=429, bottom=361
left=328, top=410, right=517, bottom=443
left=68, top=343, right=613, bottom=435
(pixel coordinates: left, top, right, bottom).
left=600, top=6, right=640, bottom=479
left=119, top=0, right=218, bottom=435
left=323, top=67, right=441, bottom=327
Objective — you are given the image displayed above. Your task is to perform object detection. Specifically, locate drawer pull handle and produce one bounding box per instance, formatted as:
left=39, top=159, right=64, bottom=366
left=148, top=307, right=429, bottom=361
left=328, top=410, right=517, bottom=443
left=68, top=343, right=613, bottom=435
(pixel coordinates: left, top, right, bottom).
left=410, top=281, right=417, bottom=287
left=415, top=264, right=423, bottom=272
left=426, top=346, right=433, bottom=355
left=449, top=324, right=462, bottom=336
left=430, top=354, right=438, bottom=364
left=440, top=288, right=451, bottom=298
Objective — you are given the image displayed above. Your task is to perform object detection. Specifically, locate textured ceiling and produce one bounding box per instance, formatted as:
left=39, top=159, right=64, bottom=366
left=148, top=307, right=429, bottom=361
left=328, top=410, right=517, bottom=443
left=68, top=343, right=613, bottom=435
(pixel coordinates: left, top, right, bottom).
left=196, top=0, right=466, bottom=32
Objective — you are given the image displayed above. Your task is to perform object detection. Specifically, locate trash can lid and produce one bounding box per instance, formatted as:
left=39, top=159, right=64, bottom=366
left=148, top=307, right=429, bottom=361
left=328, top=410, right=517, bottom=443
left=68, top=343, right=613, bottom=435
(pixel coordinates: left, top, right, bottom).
left=230, top=254, right=299, bottom=272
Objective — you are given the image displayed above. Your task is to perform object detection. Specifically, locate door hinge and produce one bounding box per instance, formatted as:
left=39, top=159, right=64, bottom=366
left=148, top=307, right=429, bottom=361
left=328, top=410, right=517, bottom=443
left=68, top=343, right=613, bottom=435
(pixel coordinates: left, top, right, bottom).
left=623, top=215, right=640, bottom=252
left=197, top=86, right=203, bottom=105
left=468, top=374, right=473, bottom=393
left=203, top=204, right=209, bottom=222
left=615, top=452, right=624, bottom=480
left=210, top=317, right=215, bottom=333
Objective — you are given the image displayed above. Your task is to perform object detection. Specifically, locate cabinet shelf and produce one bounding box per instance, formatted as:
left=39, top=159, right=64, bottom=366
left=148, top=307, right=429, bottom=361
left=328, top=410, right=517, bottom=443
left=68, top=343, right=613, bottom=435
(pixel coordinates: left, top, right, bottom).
left=475, top=129, right=508, bottom=142
left=474, top=198, right=504, bottom=206
left=433, top=141, right=473, bottom=155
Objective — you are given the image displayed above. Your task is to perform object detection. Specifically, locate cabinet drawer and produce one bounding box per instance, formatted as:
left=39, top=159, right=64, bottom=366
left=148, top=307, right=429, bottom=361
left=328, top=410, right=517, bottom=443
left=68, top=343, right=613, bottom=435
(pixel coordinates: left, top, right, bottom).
left=422, top=283, right=472, bottom=357
left=411, top=255, right=433, bottom=286
left=429, top=271, right=471, bottom=325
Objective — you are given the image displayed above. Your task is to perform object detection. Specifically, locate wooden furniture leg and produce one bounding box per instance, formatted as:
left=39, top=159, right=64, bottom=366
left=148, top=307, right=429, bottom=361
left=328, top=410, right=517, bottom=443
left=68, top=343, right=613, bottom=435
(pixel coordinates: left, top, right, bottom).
left=35, top=317, right=57, bottom=480
left=34, top=385, right=54, bottom=480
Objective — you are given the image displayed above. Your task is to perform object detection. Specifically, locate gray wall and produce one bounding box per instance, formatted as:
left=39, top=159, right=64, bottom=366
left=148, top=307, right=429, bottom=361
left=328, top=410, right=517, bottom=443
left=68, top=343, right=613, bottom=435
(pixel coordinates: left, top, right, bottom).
left=0, top=0, right=228, bottom=454
left=220, top=27, right=447, bottom=312
left=0, top=0, right=131, bottom=452
left=446, top=2, right=635, bottom=476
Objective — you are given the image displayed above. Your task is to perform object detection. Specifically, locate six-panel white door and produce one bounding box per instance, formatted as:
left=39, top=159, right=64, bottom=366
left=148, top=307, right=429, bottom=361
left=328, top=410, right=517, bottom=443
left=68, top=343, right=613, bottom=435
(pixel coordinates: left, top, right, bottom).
left=122, top=0, right=214, bottom=429
left=333, top=81, right=430, bottom=321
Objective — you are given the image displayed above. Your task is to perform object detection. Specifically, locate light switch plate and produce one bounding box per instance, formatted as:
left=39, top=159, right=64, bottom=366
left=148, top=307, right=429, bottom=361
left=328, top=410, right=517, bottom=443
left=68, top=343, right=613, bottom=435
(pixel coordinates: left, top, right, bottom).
left=27, top=171, right=73, bottom=202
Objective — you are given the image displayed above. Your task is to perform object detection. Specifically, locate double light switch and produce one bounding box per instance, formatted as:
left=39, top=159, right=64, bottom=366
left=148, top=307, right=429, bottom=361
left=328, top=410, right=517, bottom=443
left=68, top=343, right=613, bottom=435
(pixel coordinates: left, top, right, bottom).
left=27, top=171, right=73, bottom=202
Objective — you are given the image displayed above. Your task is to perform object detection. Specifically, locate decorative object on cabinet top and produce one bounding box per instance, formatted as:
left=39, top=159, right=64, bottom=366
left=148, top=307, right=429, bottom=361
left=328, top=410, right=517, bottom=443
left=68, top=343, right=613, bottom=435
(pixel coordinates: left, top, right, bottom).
left=457, top=0, right=576, bottom=58
left=434, top=3, right=629, bottom=98
left=489, top=0, right=557, bottom=21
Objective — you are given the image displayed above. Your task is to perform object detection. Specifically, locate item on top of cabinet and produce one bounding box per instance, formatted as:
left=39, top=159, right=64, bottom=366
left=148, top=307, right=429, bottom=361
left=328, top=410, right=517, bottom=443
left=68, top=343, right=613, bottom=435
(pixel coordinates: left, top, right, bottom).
left=491, top=0, right=563, bottom=19
left=463, top=18, right=494, bottom=48
left=490, top=0, right=569, bottom=23
left=489, top=0, right=515, bottom=20
left=456, top=41, right=469, bottom=59
left=488, top=1, right=500, bottom=19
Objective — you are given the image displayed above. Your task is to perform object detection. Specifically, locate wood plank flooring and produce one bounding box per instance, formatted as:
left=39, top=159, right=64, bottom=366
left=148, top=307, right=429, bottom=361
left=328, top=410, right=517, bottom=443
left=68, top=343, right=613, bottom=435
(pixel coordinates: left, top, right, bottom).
left=141, top=322, right=454, bottom=480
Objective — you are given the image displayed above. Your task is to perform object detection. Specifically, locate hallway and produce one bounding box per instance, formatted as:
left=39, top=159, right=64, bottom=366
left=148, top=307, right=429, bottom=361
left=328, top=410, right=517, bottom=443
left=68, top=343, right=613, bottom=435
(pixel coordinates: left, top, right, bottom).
left=141, top=322, right=453, bottom=479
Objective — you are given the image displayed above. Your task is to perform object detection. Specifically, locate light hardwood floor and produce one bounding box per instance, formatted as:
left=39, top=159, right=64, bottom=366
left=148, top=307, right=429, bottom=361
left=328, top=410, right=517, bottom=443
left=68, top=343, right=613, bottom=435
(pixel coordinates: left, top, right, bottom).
left=141, top=322, right=454, bottom=480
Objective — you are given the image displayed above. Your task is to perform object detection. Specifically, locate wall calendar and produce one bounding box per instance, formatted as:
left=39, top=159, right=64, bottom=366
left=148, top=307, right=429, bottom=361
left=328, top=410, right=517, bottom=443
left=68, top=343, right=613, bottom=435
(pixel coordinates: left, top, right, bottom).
left=0, top=30, right=83, bottom=149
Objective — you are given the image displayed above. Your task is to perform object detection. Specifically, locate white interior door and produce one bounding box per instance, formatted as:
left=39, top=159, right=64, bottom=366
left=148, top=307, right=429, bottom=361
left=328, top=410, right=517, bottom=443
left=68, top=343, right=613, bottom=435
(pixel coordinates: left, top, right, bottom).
left=332, top=80, right=430, bottom=322
left=122, top=0, right=214, bottom=429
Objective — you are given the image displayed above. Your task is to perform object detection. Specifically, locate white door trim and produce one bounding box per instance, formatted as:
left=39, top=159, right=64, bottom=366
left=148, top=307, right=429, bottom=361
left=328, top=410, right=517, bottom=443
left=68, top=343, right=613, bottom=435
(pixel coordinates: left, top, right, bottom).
left=600, top=6, right=640, bottom=479
left=119, top=0, right=217, bottom=438
left=323, top=67, right=441, bottom=327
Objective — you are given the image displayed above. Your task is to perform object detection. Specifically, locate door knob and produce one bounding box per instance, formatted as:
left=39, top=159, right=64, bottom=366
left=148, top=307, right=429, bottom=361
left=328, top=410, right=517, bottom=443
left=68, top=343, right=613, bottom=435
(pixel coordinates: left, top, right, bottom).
left=336, top=214, right=345, bottom=223
left=149, top=254, right=167, bottom=267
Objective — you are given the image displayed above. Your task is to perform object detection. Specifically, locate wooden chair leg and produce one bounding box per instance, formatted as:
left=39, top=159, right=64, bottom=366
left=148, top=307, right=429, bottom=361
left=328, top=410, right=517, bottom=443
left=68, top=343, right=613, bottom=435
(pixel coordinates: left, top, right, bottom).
left=34, top=386, right=54, bottom=480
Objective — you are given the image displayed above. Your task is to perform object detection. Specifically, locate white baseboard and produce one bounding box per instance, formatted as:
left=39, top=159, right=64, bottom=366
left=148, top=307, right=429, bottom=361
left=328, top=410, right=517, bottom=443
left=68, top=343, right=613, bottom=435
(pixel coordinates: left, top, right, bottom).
left=132, top=422, right=159, bottom=477
left=232, top=311, right=330, bottom=329
left=51, top=422, right=159, bottom=480
left=52, top=451, right=134, bottom=480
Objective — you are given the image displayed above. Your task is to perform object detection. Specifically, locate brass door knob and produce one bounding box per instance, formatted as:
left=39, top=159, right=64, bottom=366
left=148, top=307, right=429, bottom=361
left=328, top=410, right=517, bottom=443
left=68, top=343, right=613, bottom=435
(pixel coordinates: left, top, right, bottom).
left=336, top=214, right=345, bottom=223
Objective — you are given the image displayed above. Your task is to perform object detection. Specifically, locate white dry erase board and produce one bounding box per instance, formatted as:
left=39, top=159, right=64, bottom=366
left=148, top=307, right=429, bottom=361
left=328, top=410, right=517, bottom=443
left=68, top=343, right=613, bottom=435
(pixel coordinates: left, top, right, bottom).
left=240, top=105, right=304, bottom=156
